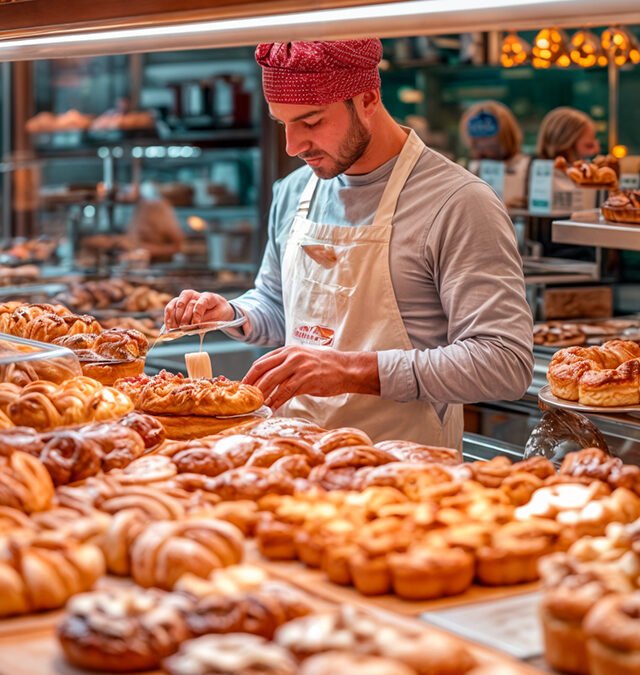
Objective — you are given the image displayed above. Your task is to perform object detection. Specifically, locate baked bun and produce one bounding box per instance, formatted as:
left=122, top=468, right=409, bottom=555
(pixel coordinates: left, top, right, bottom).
left=57, top=587, right=193, bottom=672
left=153, top=412, right=265, bottom=440
left=547, top=341, right=640, bottom=405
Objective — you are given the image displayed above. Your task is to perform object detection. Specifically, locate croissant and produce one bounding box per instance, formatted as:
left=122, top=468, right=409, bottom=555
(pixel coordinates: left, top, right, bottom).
left=7, top=376, right=134, bottom=431
left=0, top=533, right=105, bottom=617
left=0, top=451, right=54, bottom=512
left=130, top=518, right=244, bottom=589
left=115, top=370, right=263, bottom=416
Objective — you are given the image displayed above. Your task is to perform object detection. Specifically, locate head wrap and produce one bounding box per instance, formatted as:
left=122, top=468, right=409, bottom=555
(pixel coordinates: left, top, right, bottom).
left=255, top=39, right=382, bottom=106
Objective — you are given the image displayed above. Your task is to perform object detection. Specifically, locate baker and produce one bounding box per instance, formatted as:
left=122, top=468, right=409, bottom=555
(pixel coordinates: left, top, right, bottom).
left=164, top=39, right=534, bottom=449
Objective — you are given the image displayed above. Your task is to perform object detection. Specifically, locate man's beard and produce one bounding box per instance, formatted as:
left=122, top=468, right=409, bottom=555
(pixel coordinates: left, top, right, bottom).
left=304, top=109, right=371, bottom=179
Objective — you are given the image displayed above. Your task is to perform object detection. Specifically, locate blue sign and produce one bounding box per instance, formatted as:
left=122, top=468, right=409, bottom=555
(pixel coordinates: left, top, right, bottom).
left=467, top=111, right=499, bottom=138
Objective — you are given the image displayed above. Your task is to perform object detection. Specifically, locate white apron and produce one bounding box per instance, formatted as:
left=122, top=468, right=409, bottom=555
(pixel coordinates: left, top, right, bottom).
left=279, top=130, right=463, bottom=449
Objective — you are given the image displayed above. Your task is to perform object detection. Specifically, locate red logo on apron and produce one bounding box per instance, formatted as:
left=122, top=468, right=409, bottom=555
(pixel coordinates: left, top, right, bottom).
left=293, top=324, right=335, bottom=346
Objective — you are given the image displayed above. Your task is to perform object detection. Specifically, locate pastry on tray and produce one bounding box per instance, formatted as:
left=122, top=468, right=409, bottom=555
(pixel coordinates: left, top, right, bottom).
left=5, top=376, right=134, bottom=431
left=54, top=328, right=148, bottom=384
left=1, top=531, right=105, bottom=617
left=115, top=370, right=263, bottom=416
left=601, top=189, right=640, bottom=224
left=115, top=370, right=265, bottom=439
left=554, top=154, right=619, bottom=188
left=57, top=587, right=194, bottom=672
left=547, top=340, right=640, bottom=406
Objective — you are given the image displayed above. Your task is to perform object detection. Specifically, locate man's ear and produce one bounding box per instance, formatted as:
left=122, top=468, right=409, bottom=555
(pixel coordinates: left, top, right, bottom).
left=360, top=89, right=381, bottom=119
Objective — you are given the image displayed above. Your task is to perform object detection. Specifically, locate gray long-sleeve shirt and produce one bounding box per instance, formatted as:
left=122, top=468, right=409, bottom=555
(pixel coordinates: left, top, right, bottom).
left=232, top=144, right=534, bottom=408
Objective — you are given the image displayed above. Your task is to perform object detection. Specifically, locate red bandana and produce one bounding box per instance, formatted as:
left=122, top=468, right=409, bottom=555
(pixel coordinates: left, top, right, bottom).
left=255, top=39, right=382, bottom=106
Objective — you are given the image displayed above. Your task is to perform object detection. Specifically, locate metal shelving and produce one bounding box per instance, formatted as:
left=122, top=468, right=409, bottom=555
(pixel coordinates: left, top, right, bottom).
left=552, top=209, right=640, bottom=252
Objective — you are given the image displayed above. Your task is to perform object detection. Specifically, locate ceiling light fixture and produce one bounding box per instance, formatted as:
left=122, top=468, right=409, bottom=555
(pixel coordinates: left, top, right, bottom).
left=0, top=0, right=638, bottom=61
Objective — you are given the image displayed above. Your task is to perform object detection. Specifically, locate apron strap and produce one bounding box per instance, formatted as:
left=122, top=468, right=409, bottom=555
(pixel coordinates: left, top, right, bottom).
left=295, top=173, right=319, bottom=219
left=372, top=129, right=425, bottom=228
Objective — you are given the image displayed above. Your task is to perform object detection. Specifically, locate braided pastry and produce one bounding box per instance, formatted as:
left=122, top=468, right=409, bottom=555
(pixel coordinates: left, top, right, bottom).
left=7, top=376, right=134, bottom=431
left=0, top=451, right=54, bottom=512
left=57, top=587, right=193, bottom=672
left=0, top=532, right=105, bottom=617
left=115, top=370, right=263, bottom=416
left=548, top=340, right=640, bottom=405
left=130, top=518, right=244, bottom=589
left=22, top=313, right=101, bottom=343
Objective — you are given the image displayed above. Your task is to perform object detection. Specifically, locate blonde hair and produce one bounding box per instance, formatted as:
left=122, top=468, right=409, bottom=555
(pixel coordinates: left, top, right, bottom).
left=460, top=101, right=522, bottom=161
left=536, top=107, right=593, bottom=163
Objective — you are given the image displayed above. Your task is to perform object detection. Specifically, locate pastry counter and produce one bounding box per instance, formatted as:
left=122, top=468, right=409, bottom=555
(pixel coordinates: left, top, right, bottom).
left=4, top=301, right=640, bottom=673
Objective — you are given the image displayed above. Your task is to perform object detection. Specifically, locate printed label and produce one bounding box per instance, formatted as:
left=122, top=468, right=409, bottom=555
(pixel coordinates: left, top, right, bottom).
left=293, top=324, right=335, bottom=346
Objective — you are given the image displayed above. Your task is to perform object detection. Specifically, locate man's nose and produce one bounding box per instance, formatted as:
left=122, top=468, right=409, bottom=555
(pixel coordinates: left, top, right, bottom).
left=284, top=126, right=309, bottom=157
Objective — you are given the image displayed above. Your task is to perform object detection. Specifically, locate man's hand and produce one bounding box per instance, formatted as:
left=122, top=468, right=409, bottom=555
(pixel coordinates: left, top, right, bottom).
left=243, top=345, right=380, bottom=410
left=164, top=290, right=234, bottom=329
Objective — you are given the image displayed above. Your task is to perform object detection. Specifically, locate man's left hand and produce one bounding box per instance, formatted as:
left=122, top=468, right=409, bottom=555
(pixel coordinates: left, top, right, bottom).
left=243, top=345, right=380, bottom=410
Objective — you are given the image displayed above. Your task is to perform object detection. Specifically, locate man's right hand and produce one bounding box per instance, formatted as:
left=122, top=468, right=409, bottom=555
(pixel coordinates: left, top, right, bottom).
left=164, top=290, right=234, bottom=329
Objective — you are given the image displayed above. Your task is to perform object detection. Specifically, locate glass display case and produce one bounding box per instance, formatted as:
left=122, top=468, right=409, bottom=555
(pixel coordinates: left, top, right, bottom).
left=0, top=333, right=81, bottom=386
left=2, top=47, right=276, bottom=278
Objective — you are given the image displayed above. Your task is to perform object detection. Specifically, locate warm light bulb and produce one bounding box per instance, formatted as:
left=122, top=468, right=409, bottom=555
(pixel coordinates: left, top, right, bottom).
left=570, top=29, right=605, bottom=68
left=533, top=27, right=569, bottom=67
left=501, top=32, right=530, bottom=68
left=612, top=144, right=628, bottom=159
left=602, top=26, right=633, bottom=66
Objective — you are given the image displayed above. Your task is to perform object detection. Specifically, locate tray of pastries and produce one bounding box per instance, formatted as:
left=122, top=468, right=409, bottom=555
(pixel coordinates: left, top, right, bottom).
left=601, top=189, right=640, bottom=224
left=54, top=279, right=171, bottom=314
left=554, top=154, right=619, bottom=188
left=534, top=317, right=640, bottom=349
left=544, top=339, right=640, bottom=410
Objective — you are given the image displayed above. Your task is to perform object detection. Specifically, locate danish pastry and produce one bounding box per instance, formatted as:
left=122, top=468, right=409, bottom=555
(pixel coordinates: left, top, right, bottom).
left=58, top=587, right=193, bottom=672
left=115, top=370, right=263, bottom=416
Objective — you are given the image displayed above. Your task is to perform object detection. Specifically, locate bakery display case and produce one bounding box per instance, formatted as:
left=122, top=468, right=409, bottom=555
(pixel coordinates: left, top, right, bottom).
left=0, top=332, right=81, bottom=387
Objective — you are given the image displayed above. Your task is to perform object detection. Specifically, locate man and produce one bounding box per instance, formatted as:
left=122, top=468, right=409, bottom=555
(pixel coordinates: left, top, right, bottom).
left=164, top=39, right=534, bottom=449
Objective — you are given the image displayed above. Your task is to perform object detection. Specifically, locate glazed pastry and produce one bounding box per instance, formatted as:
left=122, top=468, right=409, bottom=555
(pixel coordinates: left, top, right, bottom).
left=375, top=440, right=461, bottom=465
left=246, top=437, right=324, bottom=468
left=163, top=634, right=296, bottom=675
left=130, top=518, right=244, bottom=589
left=0, top=532, right=105, bottom=617
left=108, top=455, right=177, bottom=485
left=0, top=451, right=54, bottom=512
left=313, top=427, right=373, bottom=454
left=119, top=411, right=166, bottom=451
left=114, top=370, right=264, bottom=416
left=57, top=587, right=193, bottom=672
left=7, top=376, right=134, bottom=431
left=584, top=592, right=640, bottom=675
left=173, top=447, right=234, bottom=477
left=539, top=554, right=632, bottom=675
left=476, top=519, right=564, bottom=585
left=547, top=340, right=640, bottom=404
left=388, top=546, right=474, bottom=600
left=39, top=430, right=103, bottom=485
left=82, top=424, right=147, bottom=471
left=186, top=466, right=295, bottom=501
left=186, top=580, right=313, bottom=639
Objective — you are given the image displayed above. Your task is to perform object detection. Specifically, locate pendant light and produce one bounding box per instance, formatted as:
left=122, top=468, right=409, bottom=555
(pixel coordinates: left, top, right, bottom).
left=500, top=32, right=530, bottom=67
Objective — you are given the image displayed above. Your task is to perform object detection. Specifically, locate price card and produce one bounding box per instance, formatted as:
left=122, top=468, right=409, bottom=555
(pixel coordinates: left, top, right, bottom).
left=479, top=160, right=506, bottom=200
left=421, top=591, right=543, bottom=659
left=528, top=159, right=554, bottom=214
left=620, top=173, right=640, bottom=190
